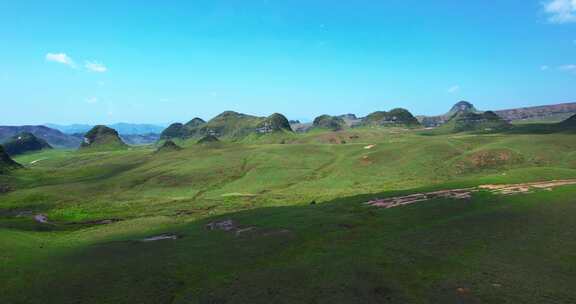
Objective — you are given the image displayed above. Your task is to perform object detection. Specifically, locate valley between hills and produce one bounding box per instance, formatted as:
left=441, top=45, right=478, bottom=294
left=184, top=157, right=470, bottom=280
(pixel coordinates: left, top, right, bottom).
left=2, top=101, right=576, bottom=303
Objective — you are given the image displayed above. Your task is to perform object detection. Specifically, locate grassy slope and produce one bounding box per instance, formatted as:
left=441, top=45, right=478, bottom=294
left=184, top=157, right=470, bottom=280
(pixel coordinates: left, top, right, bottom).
left=2, top=129, right=576, bottom=303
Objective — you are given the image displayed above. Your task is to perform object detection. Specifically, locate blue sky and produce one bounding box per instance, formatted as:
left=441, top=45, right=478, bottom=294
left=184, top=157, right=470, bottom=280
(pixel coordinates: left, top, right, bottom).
left=1, top=0, right=575, bottom=125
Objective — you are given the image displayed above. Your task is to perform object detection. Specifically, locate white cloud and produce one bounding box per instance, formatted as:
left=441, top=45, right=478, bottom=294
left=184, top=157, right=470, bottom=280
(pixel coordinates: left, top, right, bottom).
left=558, top=64, right=576, bottom=72
left=85, top=97, right=99, bottom=104
left=447, top=85, right=460, bottom=94
left=543, top=0, right=576, bottom=24
left=45, top=53, right=76, bottom=68
left=85, top=61, right=107, bottom=73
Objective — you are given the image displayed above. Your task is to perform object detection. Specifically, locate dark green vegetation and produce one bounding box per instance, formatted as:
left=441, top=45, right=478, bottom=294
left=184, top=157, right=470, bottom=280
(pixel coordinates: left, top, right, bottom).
left=80, top=125, right=127, bottom=150
left=559, top=113, right=576, bottom=127
left=361, top=108, right=421, bottom=128
left=0, top=144, right=21, bottom=173
left=2, top=132, right=52, bottom=156
left=2, top=121, right=576, bottom=303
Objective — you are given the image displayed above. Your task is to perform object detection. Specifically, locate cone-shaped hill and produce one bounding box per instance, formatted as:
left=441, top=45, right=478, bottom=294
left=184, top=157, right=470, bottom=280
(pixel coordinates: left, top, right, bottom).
left=439, top=111, right=511, bottom=133
left=161, top=112, right=293, bottom=140
left=312, top=115, right=346, bottom=131
left=155, top=140, right=182, bottom=153
left=361, top=108, right=421, bottom=128
left=419, top=101, right=481, bottom=127
left=447, top=101, right=479, bottom=117
left=80, top=125, right=127, bottom=150
left=3, top=132, right=52, bottom=156
left=0, top=144, right=21, bottom=173
left=185, top=117, right=206, bottom=128
left=160, top=123, right=187, bottom=139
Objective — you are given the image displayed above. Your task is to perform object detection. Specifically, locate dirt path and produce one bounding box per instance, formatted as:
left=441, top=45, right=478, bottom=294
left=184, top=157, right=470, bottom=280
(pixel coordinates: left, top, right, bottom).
left=366, top=179, right=576, bottom=209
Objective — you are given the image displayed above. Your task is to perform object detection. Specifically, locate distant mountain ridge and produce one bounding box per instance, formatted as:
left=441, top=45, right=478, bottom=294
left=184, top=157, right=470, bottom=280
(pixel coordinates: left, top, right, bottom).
left=46, top=123, right=167, bottom=135
left=0, top=125, right=81, bottom=149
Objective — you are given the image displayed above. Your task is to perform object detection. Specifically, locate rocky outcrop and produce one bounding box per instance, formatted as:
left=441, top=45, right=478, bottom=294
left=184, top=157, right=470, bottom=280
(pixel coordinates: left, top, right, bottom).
left=255, top=113, right=293, bottom=134
left=2, top=132, right=52, bottom=156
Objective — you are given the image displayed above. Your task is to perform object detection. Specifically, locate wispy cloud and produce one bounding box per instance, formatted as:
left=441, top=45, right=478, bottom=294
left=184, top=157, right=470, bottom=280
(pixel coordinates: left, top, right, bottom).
left=45, top=53, right=76, bottom=68
left=85, top=61, right=107, bottom=73
left=543, top=0, right=576, bottom=24
left=85, top=97, right=99, bottom=104
left=447, top=85, right=460, bottom=94
left=541, top=65, right=550, bottom=70
left=558, top=64, right=576, bottom=72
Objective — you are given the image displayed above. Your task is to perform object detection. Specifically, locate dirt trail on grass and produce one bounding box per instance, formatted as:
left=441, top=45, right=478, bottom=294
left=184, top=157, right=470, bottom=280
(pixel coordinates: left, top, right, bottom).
left=367, top=179, right=576, bottom=208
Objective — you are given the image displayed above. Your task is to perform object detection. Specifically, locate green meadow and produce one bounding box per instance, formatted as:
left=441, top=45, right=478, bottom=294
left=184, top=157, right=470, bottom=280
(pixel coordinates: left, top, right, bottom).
left=2, top=127, right=576, bottom=303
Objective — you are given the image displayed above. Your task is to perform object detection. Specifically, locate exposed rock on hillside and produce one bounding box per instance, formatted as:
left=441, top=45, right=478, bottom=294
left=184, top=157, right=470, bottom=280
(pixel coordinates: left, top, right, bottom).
left=0, top=145, right=21, bottom=173
left=361, top=108, right=421, bottom=127
left=80, top=125, right=126, bottom=149
left=256, top=113, right=293, bottom=134
left=312, top=115, right=346, bottom=131
left=3, top=132, right=52, bottom=156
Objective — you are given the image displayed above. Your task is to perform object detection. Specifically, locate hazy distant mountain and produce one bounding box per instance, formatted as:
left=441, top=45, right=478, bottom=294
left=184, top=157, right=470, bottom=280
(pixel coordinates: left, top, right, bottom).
left=120, top=134, right=161, bottom=145
left=0, top=125, right=81, bottom=149
left=47, top=123, right=167, bottom=135
left=419, top=101, right=576, bottom=127
left=494, top=102, right=576, bottom=123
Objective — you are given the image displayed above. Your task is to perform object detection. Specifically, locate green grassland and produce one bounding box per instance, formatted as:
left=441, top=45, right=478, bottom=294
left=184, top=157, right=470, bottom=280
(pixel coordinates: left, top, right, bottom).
left=2, top=126, right=576, bottom=303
